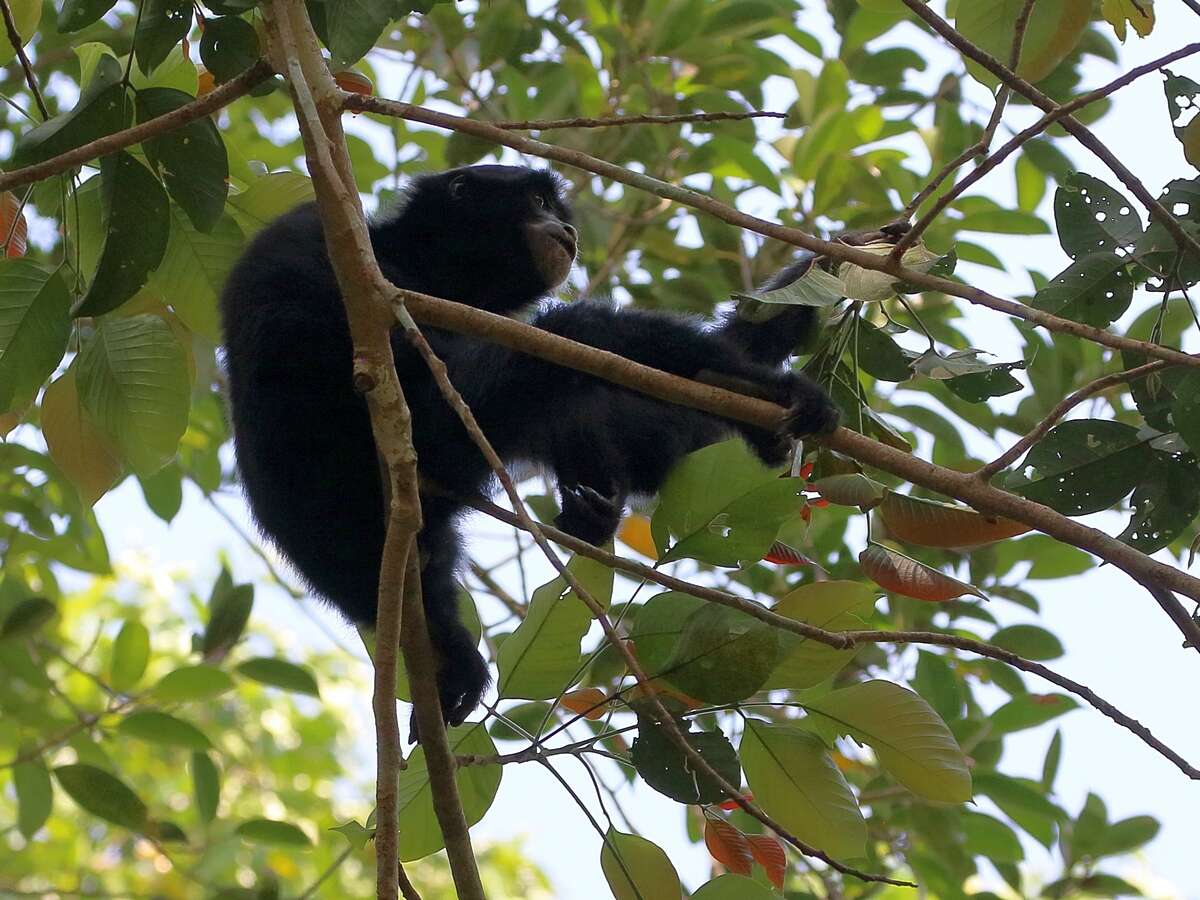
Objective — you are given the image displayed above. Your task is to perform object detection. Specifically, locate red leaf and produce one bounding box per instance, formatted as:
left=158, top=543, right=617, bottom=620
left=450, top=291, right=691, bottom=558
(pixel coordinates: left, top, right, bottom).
left=747, top=833, right=788, bottom=890
left=718, top=792, right=753, bottom=811
left=703, top=818, right=752, bottom=876
left=762, top=541, right=814, bottom=566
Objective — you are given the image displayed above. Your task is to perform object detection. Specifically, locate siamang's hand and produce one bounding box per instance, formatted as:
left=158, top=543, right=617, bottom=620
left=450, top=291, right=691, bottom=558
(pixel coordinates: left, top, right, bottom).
left=742, top=371, right=839, bottom=466
left=555, top=483, right=624, bottom=546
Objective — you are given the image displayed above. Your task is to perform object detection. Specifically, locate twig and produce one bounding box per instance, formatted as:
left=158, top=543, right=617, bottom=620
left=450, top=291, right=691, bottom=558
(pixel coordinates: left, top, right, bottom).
left=899, top=0, right=1200, bottom=265
left=468, top=560, right=527, bottom=618
left=297, top=845, right=354, bottom=900
left=341, top=90, right=1200, bottom=372
left=976, top=360, right=1171, bottom=481
left=0, top=59, right=273, bottom=192
left=0, top=0, right=47, bottom=119
left=487, top=110, right=785, bottom=130
left=898, top=41, right=1200, bottom=254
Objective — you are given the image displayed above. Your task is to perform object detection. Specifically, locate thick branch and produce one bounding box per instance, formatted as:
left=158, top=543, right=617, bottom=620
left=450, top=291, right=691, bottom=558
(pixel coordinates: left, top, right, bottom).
left=342, top=91, right=1200, bottom=372
left=0, top=59, right=273, bottom=192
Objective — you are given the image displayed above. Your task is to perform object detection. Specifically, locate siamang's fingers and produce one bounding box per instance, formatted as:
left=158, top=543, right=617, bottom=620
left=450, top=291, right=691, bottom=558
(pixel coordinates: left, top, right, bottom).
left=775, top=372, right=840, bottom=439
left=555, top=483, right=624, bottom=546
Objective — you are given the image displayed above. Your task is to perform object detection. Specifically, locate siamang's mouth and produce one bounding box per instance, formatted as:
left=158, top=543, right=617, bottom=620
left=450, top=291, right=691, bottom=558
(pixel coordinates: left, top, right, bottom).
left=552, top=233, right=578, bottom=258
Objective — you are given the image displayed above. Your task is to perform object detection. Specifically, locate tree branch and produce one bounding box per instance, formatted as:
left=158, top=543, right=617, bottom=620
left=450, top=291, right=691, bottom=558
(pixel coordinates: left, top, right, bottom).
left=0, top=0, right=47, bottom=119
left=486, top=110, right=784, bottom=130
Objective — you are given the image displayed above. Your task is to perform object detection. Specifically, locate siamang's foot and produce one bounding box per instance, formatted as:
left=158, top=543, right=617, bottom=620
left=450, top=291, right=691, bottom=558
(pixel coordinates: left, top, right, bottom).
left=743, top=372, right=839, bottom=466
left=554, top=483, right=624, bottom=546
left=408, top=644, right=490, bottom=743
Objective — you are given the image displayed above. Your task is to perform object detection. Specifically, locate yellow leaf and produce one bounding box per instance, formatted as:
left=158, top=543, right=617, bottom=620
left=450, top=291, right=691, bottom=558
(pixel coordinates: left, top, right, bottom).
left=1101, top=0, right=1155, bottom=41
left=617, top=513, right=658, bottom=559
left=560, top=688, right=610, bottom=720
left=41, top=369, right=122, bottom=505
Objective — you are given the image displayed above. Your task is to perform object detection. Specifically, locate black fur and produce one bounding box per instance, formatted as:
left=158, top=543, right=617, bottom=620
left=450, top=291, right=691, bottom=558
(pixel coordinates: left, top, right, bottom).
left=219, top=165, right=838, bottom=732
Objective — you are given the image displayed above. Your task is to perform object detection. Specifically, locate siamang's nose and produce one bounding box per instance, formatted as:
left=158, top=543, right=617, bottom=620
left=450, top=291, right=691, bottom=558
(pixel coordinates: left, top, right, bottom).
left=561, top=222, right=579, bottom=242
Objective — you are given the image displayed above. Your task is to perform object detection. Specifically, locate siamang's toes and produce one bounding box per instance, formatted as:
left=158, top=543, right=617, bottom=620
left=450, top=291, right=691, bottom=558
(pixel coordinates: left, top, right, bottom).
left=555, top=483, right=624, bottom=546
left=408, top=648, right=490, bottom=743
left=777, top=373, right=840, bottom=439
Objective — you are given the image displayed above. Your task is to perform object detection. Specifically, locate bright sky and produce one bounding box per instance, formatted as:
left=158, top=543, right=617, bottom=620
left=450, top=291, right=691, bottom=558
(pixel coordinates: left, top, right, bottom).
left=86, top=3, right=1200, bottom=897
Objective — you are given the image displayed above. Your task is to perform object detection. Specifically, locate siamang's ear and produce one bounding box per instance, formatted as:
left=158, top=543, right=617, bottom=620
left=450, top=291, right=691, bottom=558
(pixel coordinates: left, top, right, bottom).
left=448, top=174, right=469, bottom=200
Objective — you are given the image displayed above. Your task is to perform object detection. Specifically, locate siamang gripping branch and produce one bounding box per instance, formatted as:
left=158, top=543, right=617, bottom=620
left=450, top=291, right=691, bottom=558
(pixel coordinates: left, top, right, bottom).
left=220, top=165, right=839, bottom=732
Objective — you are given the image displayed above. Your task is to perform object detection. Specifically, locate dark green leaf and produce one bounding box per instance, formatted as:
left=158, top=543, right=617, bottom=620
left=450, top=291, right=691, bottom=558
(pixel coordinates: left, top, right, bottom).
left=137, top=89, right=230, bottom=232
left=191, top=752, right=220, bottom=823
left=1172, top=370, right=1200, bottom=456
left=854, top=319, right=912, bottom=382
left=199, top=16, right=260, bottom=83
left=1054, top=173, right=1142, bottom=259
left=0, top=262, right=71, bottom=413
left=662, top=604, right=781, bottom=703
left=630, top=717, right=740, bottom=804
left=57, top=0, right=117, bottom=32
left=118, top=710, right=212, bottom=750
left=325, top=0, right=393, bottom=65
left=202, top=576, right=254, bottom=660
left=136, top=0, right=192, bottom=74
left=73, top=154, right=170, bottom=318
left=54, top=764, right=148, bottom=831
left=138, top=462, right=184, bottom=523
left=1032, top=252, right=1134, bottom=327
left=13, top=56, right=130, bottom=168
left=0, top=596, right=55, bottom=639
left=1042, top=730, right=1063, bottom=791
left=945, top=366, right=1024, bottom=403
left=1118, top=449, right=1200, bottom=553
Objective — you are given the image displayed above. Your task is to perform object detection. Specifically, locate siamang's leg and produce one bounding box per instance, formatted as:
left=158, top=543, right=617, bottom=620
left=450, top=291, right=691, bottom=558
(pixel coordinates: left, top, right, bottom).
left=410, top=496, right=490, bottom=739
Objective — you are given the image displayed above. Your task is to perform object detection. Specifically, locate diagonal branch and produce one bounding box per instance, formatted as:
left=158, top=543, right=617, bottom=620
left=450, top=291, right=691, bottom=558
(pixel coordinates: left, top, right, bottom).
left=0, top=0, right=47, bottom=119
left=488, top=110, right=785, bottom=130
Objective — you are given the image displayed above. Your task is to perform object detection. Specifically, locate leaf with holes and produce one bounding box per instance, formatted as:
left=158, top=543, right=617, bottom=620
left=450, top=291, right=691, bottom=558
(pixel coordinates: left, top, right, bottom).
left=765, top=581, right=877, bottom=691
left=1007, top=419, right=1151, bottom=516
left=740, top=720, right=866, bottom=859
left=600, top=828, right=683, bottom=900
left=0, top=261, right=71, bottom=414
left=879, top=492, right=1030, bottom=549
left=1164, top=70, right=1200, bottom=166
left=76, top=315, right=190, bottom=475
left=859, top=544, right=986, bottom=602
left=1102, top=0, right=1154, bottom=39
left=73, top=154, right=170, bottom=318
left=1054, top=173, right=1142, bottom=259
left=703, top=819, right=752, bottom=876
left=1118, top=449, right=1200, bottom=554
left=137, top=89, right=230, bottom=233
left=1032, top=253, right=1135, bottom=327
left=804, top=680, right=972, bottom=802
left=135, top=0, right=191, bottom=74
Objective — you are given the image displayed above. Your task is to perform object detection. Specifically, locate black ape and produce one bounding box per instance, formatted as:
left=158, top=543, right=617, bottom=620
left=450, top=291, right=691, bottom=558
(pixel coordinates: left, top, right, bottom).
left=219, top=165, right=837, bottom=729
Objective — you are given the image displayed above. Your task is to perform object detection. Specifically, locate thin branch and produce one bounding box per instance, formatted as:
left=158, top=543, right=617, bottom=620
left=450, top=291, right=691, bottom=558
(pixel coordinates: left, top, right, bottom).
left=976, top=360, right=1171, bottom=481
left=1184, top=0, right=1200, bottom=17
left=898, top=41, right=1200, bottom=254
left=487, top=110, right=785, bottom=130
left=341, top=90, right=1200, bottom=372
left=469, top=560, right=527, bottom=619
left=0, top=0, right=47, bottom=119
left=0, top=59, right=273, bottom=192
left=394, top=297, right=910, bottom=886
left=899, top=0, right=1200, bottom=265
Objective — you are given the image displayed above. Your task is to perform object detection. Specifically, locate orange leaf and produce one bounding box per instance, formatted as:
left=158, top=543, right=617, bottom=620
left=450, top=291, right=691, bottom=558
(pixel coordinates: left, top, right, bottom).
left=333, top=70, right=374, bottom=96
left=561, top=688, right=610, bottom=720
left=617, top=514, right=658, bottom=559
left=197, top=68, right=215, bottom=98
left=879, top=492, right=1030, bottom=549
left=703, top=818, right=752, bottom=876
left=1, top=191, right=28, bottom=258
left=746, top=834, right=788, bottom=890
left=762, top=541, right=814, bottom=566
left=718, top=792, right=753, bottom=811
left=859, top=544, right=987, bottom=602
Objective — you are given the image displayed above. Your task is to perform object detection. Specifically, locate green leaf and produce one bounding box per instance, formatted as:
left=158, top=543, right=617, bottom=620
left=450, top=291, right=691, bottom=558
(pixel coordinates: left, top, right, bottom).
left=855, top=319, right=913, bottom=382
left=945, top=366, right=1024, bottom=403
left=661, top=604, right=781, bottom=703
left=1008, top=420, right=1151, bottom=516
left=1032, top=253, right=1134, bottom=327
left=13, top=55, right=130, bottom=168
left=118, top=710, right=212, bottom=750
left=150, top=209, right=244, bottom=341
left=109, top=619, right=150, bottom=691
left=191, top=751, right=220, bottom=823
left=1042, top=730, right=1063, bottom=791
left=691, top=874, right=779, bottom=899
left=227, top=172, right=316, bottom=235
left=1054, top=173, right=1142, bottom=259
left=599, top=828, right=683, bottom=900
left=202, top=576, right=253, bottom=660
left=199, top=16, right=260, bottom=83
left=764, top=581, right=876, bottom=690
left=135, top=0, right=192, bottom=74
left=740, top=720, right=865, bottom=859
left=153, top=664, right=236, bottom=702
left=496, top=554, right=612, bottom=700
left=0, top=0, right=39, bottom=68
left=54, top=764, right=148, bottom=831
left=1172, top=371, right=1200, bottom=457
left=990, top=624, right=1064, bottom=661
left=331, top=818, right=374, bottom=850
left=1091, top=815, right=1160, bottom=858
left=956, top=0, right=1090, bottom=86
left=990, top=693, right=1078, bottom=734
left=912, top=650, right=965, bottom=722
left=0, top=596, right=56, bottom=639
left=236, top=817, right=311, bottom=847
left=962, top=811, right=1024, bottom=863
left=1119, top=449, right=1200, bottom=554
left=137, top=89, right=230, bottom=232
left=138, top=461, right=184, bottom=522
left=14, top=758, right=53, bottom=838
left=325, top=0, right=393, bottom=65
left=973, top=771, right=1065, bottom=847
left=57, top=0, right=117, bottom=31
left=76, top=314, right=190, bottom=475
left=630, top=717, right=740, bottom=804
left=236, top=657, right=320, bottom=697
left=804, top=680, right=972, bottom=802
left=0, top=261, right=71, bottom=414
left=397, top=723, right=501, bottom=861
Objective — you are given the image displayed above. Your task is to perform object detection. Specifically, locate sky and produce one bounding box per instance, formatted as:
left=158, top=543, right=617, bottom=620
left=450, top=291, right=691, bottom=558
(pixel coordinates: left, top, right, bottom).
left=79, top=2, right=1200, bottom=898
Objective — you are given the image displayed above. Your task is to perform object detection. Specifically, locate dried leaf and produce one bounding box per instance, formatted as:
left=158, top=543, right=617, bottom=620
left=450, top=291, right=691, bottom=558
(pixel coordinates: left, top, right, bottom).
left=859, top=544, right=987, bottom=602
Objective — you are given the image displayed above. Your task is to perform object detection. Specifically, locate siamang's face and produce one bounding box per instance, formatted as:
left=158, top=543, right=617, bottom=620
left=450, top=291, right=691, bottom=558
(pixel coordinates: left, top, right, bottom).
left=427, top=165, right=578, bottom=292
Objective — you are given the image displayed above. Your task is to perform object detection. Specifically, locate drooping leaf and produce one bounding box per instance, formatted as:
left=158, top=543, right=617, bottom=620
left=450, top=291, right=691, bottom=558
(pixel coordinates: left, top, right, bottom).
left=616, top=513, right=658, bottom=559
left=560, top=687, right=611, bottom=720
left=812, top=473, right=886, bottom=508
left=702, top=819, right=753, bottom=876
left=740, top=720, right=866, bottom=859
left=804, top=680, right=972, bottom=802
left=54, top=764, right=148, bottom=831
left=325, top=0, right=394, bottom=65
left=57, top=0, right=117, bottom=31
left=631, top=716, right=741, bottom=804
left=1164, top=70, right=1200, bottom=165
left=397, top=723, right=501, bottom=861
left=878, top=492, right=1030, bottom=549
left=191, top=752, right=220, bottom=823
left=236, top=657, right=321, bottom=697
left=0, top=261, right=71, bottom=414
left=1118, top=449, right=1200, bottom=554
left=117, top=710, right=212, bottom=750
left=1008, top=420, right=1152, bottom=516
left=201, top=575, right=253, bottom=661
left=859, top=544, right=987, bottom=602
left=76, top=314, right=190, bottom=475
left=109, top=619, right=150, bottom=692
left=137, top=89, right=230, bottom=232
left=600, top=828, right=683, bottom=900
left=138, top=461, right=184, bottom=522
left=747, top=833, right=787, bottom=889
left=1102, top=0, right=1154, bottom=40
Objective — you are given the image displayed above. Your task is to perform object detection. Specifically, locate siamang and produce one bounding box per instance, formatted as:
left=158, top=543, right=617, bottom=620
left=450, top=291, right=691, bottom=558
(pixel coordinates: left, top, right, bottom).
left=219, top=165, right=838, bottom=730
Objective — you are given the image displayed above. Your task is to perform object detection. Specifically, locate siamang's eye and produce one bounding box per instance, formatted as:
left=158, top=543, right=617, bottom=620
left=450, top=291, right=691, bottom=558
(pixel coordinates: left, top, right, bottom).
left=533, top=194, right=547, bottom=210
left=449, top=176, right=469, bottom=200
